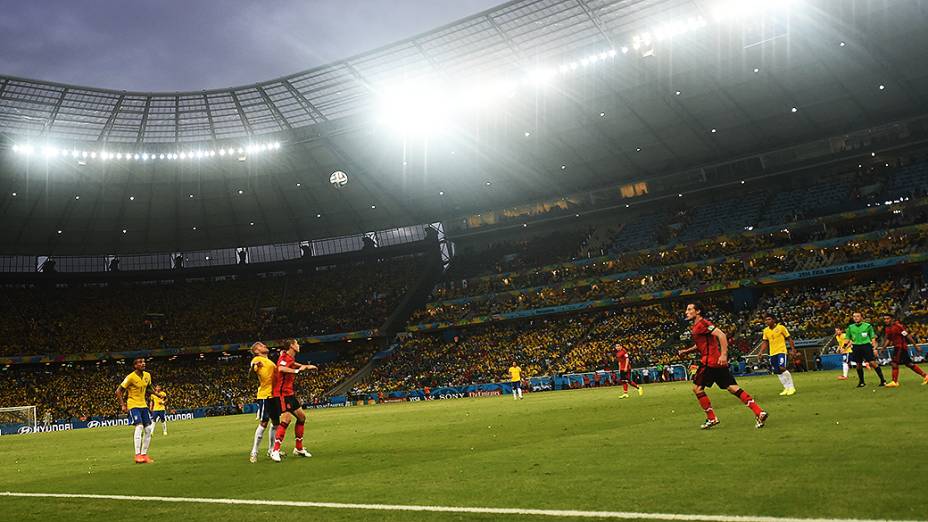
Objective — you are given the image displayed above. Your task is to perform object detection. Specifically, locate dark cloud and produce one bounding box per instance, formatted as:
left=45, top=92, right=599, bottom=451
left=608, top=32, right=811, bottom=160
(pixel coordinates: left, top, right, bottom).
left=0, top=0, right=501, bottom=92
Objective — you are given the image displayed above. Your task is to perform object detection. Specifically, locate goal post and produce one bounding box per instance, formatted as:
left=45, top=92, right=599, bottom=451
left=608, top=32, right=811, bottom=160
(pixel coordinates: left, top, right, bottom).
left=0, top=406, right=38, bottom=435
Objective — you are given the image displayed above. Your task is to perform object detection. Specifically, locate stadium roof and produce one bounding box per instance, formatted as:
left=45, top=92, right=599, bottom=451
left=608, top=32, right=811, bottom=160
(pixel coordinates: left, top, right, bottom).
left=2, top=0, right=928, bottom=255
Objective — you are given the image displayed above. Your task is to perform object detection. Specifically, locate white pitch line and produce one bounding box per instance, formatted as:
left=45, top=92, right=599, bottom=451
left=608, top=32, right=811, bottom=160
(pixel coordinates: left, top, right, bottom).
left=0, top=492, right=917, bottom=522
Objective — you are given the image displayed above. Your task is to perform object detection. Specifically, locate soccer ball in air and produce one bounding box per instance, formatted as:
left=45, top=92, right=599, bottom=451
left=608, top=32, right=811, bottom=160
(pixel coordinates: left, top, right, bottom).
left=329, top=170, right=348, bottom=188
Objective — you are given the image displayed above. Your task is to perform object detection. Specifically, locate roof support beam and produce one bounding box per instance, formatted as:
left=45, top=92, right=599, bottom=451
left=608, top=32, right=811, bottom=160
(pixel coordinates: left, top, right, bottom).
left=282, top=80, right=326, bottom=123
left=575, top=0, right=614, bottom=48
left=229, top=91, right=254, bottom=137
left=97, top=94, right=125, bottom=143
left=136, top=95, right=152, bottom=143
left=42, top=88, right=68, bottom=136
left=202, top=93, right=218, bottom=141
left=256, top=86, right=292, bottom=130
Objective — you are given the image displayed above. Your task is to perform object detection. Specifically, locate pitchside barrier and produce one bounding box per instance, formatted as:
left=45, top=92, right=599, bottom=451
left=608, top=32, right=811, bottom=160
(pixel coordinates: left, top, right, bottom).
left=0, top=409, right=207, bottom=436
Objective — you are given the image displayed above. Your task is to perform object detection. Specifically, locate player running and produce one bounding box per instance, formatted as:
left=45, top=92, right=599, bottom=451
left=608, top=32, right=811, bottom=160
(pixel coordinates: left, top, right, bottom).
left=269, top=339, right=317, bottom=462
left=677, top=302, right=768, bottom=430
left=614, top=343, right=643, bottom=399
left=249, top=342, right=278, bottom=463
left=881, top=314, right=928, bottom=387
left=761, top=315, right=797, bottom=396
left=834, top=327, right=852, bottom=380
left=149, top=385, right=168, bottom=435
left=508, top=362, right=523, bottom=400
left=115, top=357, right=156, bottom=463
left=847, top=312, right=887, bottom=387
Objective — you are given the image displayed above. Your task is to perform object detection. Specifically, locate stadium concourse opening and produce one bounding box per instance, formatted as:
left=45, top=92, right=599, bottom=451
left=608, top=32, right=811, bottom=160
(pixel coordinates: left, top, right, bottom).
left=2, top=0, right=928, bottom=520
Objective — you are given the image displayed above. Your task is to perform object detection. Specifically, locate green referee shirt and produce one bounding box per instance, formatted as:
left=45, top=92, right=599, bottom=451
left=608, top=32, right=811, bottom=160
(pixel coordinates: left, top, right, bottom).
left=846, top=322, right=876, bottom=345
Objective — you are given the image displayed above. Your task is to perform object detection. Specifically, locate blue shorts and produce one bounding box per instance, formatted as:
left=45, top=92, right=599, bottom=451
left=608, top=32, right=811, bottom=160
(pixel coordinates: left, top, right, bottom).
left=151, top=410, right=166, bottom=422
left=128, top=407, right=152, bottom=427
left=770, top=353, right=787, bottom=373
left=256, top=398, right=272, bottom=422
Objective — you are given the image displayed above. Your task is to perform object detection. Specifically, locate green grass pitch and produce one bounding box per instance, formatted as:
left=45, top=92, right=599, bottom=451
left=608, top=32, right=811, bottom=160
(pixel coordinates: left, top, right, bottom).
left=1, top=370, right=925, bottom=521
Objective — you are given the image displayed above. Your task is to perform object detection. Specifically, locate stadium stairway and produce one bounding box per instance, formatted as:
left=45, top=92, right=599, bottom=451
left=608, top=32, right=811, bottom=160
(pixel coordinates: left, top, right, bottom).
left=324, top=251, right=444, bottom=397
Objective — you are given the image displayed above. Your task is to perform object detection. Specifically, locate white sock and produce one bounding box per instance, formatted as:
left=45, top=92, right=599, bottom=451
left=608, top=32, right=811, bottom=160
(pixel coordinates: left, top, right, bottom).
left=782, top=370, right=794, bottom=389
left=141, top=424, right=154, bottom=454
left=776, top=373, right=789, bottom=389
left=517, top=388, right=523, bottom=398
left=133, top=424, right=143, bottom=454
left=842, top=363, right=849, bottom=377
left=162, top=420, right=167, bottom=434
left=512, top=390, right=517, bottom=399
left=252, top=424, right=266, bottom=455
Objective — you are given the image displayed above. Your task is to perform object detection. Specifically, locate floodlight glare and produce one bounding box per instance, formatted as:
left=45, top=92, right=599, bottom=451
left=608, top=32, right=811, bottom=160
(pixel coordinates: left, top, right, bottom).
left=273, top=142, right=281, bottom=150
left=219, top=148, right=226, bottom=156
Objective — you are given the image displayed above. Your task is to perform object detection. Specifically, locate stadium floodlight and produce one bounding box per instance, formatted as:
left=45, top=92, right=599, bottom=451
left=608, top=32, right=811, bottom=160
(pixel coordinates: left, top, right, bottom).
left=12, top=144, right=20, bottom=153
left=42, top=146, right=54, bottom=157
left=219, top=148, right=226, bottom=156
left=527, top=67, right=556, bottom=87
left=273, top=142, right=281, bottom=150
left=90, top=152, right=97, bottom=159
left=376, top=80, right=454, bottom=135
left=159, top=153, right=165, bottom=160
left=712, top=0, right=795, bottom=23
left=81, top=151, right=88, bottom=158
left=142, top=153, right=149, bottom=161
left=116, top=153, right=123, bottom=160
left=132, top=154, right=139, bottom=160
left=71, top=149, right=79, bottom=158
left=180, top=152, right=187, bottom=159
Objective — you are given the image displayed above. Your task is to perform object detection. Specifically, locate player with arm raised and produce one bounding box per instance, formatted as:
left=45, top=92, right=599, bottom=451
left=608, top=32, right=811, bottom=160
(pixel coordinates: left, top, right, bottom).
left=249, top=342, right=278, bottom=463
left=149, top=385, right=168, bottom=435
left=115, top=357, right=156, bottom=463
left=881, top=314, right=928, bottom=387
left=269, top=339, right=317, bottom=462
left=677, top=302, right=768, bottom=430
left=761, top=314, right=797, bottom=396
left=614, top=344, right=643, bottom=399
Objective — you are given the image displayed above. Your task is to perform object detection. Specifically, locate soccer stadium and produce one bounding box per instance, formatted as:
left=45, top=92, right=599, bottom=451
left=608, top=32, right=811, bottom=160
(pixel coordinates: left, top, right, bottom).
left=2, top=0, right=928, bottom=520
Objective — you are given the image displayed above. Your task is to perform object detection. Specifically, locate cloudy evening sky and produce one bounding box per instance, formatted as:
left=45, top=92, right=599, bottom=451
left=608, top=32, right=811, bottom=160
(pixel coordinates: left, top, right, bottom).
left=0, top=0, right=501, bottom=92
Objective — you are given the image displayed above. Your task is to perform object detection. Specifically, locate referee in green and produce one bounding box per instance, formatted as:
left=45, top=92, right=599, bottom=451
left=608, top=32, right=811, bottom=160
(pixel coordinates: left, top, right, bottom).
left=846, top=311, right=887, bottom=387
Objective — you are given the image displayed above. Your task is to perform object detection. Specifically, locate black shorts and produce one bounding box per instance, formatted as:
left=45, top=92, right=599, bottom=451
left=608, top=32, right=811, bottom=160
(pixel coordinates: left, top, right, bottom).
left=693, top=366, right=737, bottom=389
left=511, top=381, right=522, bottom=390
left=618, top=370, right=632, bottom=382
left=267, top=395, right=301, bottom=424
left=892, top=347, right=912, bottom=365
left=852, top=344, right=876, bottom=364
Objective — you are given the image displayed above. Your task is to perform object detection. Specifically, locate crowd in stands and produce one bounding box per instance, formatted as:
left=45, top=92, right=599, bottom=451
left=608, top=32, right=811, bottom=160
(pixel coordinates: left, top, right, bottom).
left=753, top=277, right=913, bottom=339
left=432, top=156, right=928, bottom=305
left=430, top=203, right=928, bottom=305
left=360, top=316, right=594, bottom=393
left=412, top=225, right=928, bottom=324
left=0, top=256, right=423, bottom=357
left=0, top=344, right=375, bottom=421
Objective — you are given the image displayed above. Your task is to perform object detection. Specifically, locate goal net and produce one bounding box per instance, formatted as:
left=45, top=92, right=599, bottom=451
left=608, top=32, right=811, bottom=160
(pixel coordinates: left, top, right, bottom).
left=0, top=406, right=37, bottom=435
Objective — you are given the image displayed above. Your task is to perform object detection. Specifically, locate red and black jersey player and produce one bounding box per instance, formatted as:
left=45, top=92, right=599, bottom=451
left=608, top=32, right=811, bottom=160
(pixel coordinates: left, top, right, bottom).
left=881, top=313, right=928, bottom=387
left=677, top=301, right=768, bottom=430
left=613, top=343, right=643, bottom=399
left=268, top=339, right=317, bottom=462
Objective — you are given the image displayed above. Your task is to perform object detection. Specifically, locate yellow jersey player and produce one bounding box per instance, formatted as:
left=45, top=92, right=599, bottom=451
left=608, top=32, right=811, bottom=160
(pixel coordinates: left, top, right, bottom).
left=249, top=342, right=277, bottom=463
left=508, top=362, right=523, bottom=400
left=761, top=314, right=797, bottom=396
left=149, top=385, right=168, bottom=435
left=834, top=326, right=852, bottom=380
left=115, top=357, right=156, bottom=464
